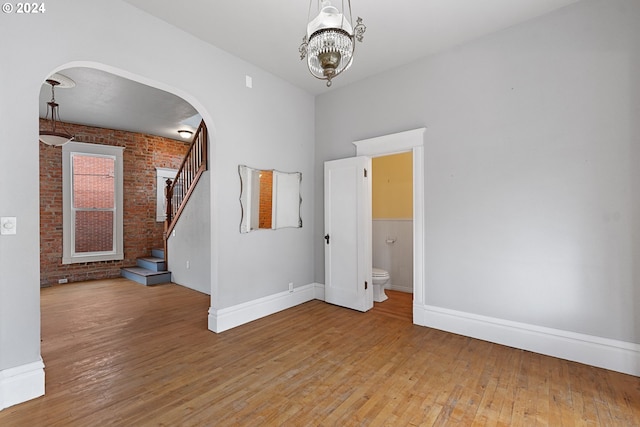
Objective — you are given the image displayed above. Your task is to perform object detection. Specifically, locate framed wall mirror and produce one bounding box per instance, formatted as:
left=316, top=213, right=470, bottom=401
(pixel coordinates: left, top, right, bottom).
left=239, top=165, right=302, bottom=233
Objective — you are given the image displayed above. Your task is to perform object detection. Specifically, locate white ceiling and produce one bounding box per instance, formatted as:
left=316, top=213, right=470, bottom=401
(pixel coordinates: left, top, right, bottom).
left=40, top=0, right=581, bottom=139
left=39, top=67, right=201, bottom=141
left=123, top=0, right=581, bottom=94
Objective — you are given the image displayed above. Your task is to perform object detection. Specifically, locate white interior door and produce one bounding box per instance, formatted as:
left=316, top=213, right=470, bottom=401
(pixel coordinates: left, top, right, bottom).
left=324, top=156, right=372, bottom=312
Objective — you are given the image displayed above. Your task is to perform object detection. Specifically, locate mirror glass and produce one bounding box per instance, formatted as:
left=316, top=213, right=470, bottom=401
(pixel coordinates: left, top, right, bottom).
left=239, top=165, right=302, bottom=233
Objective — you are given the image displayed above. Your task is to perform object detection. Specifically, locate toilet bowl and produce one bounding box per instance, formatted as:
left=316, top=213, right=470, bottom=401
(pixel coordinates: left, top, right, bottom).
left=372, top=268, right=390, bottom=302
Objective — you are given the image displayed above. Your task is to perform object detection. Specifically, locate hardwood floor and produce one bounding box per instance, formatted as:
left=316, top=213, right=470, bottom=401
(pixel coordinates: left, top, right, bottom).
left=1, top=278, right=638, bottom=426
left=371, top=290, right=413, bottom=322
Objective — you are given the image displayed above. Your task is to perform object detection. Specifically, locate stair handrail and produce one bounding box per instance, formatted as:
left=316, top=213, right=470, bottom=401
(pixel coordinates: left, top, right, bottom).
left=164, top=120, right=208, bottom=262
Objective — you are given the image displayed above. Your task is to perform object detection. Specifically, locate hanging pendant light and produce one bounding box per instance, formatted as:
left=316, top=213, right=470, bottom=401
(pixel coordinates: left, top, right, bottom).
left=299, top=0, right=366, bottom=87
left=39, top=77, right=75, bottom=146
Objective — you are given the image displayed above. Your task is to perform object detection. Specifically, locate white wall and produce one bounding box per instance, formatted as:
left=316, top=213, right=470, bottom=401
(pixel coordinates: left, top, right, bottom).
left=372, top=220, right=413, bottom=293
left=315, top=0, right=640, bottom=365
left=168, top=172, right=211, bottom=295
left=0, top=0, right=314, bottom=408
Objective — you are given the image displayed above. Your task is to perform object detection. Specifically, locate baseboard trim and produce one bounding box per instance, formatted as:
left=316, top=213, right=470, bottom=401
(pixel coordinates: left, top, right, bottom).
left=313, top=282, right=325, bottom=301
left=0, top=358, right=45, bottom=411
left=387, top=284, right=412, bottom=293
left=209, top=283, right=320, bottom=333
left=414, top=304, right=640, bottom=376
left=207, top=286, right=639, bottom=375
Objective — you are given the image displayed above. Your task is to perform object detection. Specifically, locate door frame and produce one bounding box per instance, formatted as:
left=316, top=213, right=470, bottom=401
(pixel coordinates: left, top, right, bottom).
left=353, top=128, right=425, bottom=318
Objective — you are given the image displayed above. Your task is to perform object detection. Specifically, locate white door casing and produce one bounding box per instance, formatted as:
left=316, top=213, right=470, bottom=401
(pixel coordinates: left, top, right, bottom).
left=353, top=128, right=426, bottom=316
left=324, top=156, right=373, bottom=312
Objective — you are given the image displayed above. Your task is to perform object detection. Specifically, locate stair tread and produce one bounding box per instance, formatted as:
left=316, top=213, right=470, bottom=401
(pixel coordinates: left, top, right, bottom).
left=121, top=267, right=170, bottom=277
left=138, top=256, right=164, bottom=263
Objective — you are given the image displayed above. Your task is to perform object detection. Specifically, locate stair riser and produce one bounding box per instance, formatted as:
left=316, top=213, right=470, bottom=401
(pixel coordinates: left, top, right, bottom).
left=151, top=248, right=165, bottom=259
left=121, top=269, right=171, bottom=286
left=137, top=258, right=166, bottom=272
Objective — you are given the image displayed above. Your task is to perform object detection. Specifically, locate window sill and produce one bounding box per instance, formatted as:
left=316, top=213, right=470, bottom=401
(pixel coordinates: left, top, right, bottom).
left=62, top=252, right=124, bottom=265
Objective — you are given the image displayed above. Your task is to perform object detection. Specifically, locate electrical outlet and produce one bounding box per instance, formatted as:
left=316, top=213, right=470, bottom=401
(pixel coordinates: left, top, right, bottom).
left=1, top=217, right=17, bottom=235
left=58, top=278, right=68, bottom=284
left=288, top=282, right=294, bottom=293
left=186, top=260, right=190, bottom=269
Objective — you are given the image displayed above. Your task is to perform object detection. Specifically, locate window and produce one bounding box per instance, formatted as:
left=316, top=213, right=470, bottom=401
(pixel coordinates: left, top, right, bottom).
left=155, top=167, right=177, bottom=222
left=62, top=142, right=124, bottom=264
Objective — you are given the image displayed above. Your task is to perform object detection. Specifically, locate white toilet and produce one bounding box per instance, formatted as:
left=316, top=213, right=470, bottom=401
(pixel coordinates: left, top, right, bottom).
left=372, top=268, right=390, bottom=302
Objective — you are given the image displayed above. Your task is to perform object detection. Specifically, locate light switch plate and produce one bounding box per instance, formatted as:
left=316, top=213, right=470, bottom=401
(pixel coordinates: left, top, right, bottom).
left=1, top=217, right=17, bottom=235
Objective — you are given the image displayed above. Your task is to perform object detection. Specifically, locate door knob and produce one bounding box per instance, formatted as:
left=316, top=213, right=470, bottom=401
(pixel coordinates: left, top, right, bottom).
left=324, top=234, right=330, bottom=244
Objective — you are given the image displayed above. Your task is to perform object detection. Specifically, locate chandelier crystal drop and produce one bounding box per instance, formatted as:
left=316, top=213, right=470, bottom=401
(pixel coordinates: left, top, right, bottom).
left=299, top=0, right=366, bottom=87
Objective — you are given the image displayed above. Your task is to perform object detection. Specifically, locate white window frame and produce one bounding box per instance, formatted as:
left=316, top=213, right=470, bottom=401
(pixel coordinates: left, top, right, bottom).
left=156, top=167, right=177, bottom=222
left=62, top=141, right=124, bottom=264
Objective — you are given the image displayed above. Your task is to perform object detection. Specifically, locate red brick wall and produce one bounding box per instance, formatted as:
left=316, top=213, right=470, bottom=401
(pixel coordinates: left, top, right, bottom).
left=258, top=170, right=273, bottom=229
left=39, top=119, right=190, bottom=287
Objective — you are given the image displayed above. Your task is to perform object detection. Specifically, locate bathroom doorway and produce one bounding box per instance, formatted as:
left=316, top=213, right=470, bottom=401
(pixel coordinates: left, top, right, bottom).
left=371, top=152, right=414, bottom=320
left=352, top=128, right=425, bottom=324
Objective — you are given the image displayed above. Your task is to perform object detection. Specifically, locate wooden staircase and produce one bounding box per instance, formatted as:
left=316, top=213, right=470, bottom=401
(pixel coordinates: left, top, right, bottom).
left=164, top=120, right=208, bottom=246
left=121, top=248, right=172, bottom=286
left=120, top=120, right=207, bottom=285
left=163, top=120, right=209, bottom=262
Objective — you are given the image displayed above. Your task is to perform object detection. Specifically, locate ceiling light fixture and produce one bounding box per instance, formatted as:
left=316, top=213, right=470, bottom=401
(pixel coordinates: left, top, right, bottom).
left=299, top=0, right=366, bottom=87
left=177, top=129, right=193, bottom=139
left=39, top=78, right=75, bottom=146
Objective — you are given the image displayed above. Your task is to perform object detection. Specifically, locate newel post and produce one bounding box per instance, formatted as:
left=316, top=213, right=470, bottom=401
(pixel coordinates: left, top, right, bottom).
left=165, top=178, right=173, bottom=225
left=163, top=178, right=173, bottom=264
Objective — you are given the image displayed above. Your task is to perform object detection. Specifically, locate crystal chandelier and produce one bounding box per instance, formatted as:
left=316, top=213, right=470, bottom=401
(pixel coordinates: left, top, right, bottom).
left=39, top=77, right=75, bottom=146
left=299, top=0, right=366, bottom=87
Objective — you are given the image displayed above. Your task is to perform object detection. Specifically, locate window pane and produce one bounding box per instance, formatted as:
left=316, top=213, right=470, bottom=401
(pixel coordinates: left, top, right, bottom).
left=73, top=155, right=115, bottom=209
left=75, top=210, right=114, bottom=253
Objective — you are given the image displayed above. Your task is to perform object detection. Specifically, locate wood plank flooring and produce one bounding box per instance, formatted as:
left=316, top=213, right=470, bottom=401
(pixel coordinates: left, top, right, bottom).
left=371, top=290, right=413, bottom=322
left=1, top=278, right=639, bottom=426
